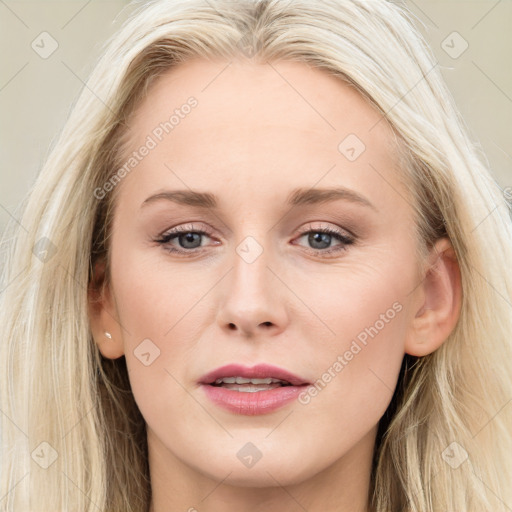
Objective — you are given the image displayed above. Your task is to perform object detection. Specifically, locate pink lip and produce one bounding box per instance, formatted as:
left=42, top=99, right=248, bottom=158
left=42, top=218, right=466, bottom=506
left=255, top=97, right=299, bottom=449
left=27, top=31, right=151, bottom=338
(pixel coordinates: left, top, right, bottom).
left=199, top=363, right=309, bottom=386
left=199, top=363, right=311, bottom=416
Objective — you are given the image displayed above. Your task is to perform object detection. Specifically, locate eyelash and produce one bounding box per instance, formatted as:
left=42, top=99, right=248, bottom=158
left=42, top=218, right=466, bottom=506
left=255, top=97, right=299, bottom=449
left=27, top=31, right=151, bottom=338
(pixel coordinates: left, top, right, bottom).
left=154, top=223, right=355, bottom=257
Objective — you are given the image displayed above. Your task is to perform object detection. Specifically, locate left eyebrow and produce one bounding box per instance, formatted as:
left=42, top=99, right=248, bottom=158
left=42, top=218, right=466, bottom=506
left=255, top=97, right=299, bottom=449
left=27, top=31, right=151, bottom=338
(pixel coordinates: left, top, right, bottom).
left=286, top=186, right=377, bottom=211
left=140, top=186, right=377, bottom=211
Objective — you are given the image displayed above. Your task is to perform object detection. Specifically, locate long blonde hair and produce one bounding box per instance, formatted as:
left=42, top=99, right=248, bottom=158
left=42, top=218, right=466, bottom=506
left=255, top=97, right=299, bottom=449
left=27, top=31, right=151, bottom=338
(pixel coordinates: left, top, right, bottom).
left=1, top=1, right=511, bottom=510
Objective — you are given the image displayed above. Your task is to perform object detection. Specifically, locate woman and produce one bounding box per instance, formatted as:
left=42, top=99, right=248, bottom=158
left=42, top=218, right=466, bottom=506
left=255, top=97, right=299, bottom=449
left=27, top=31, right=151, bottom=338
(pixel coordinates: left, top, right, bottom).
left=1, top=0, right=511, bottom=510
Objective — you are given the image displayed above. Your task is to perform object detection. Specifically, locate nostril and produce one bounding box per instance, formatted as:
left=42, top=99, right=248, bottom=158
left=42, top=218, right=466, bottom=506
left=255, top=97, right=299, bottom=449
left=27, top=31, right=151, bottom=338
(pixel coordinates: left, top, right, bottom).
left=226, top=322, right=272, bottom=330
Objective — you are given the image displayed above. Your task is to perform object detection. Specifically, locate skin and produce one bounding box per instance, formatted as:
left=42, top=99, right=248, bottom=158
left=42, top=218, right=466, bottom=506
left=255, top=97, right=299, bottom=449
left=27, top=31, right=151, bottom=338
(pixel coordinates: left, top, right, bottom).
left=88, top=57, right=462, bottom=512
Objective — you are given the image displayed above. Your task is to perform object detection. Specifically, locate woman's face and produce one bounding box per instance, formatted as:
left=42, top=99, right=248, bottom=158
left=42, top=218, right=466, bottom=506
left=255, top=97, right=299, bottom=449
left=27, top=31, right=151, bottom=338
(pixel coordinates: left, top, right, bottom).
left=95, top=58, right=430, bottom=487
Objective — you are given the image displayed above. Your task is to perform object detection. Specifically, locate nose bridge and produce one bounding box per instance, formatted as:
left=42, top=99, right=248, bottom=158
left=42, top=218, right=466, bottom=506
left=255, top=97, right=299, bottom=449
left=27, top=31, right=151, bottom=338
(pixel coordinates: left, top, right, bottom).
left=226, top=203, right=274, bottom=286
left=216, top=228, right=287, bottom=335
left=231, top=231, right=273, bottom=305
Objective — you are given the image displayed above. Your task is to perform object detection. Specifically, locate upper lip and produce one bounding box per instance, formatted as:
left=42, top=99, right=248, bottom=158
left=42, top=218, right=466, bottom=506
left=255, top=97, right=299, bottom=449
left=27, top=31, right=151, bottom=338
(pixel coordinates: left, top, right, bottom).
left=199, top=363, right=310, bottom=386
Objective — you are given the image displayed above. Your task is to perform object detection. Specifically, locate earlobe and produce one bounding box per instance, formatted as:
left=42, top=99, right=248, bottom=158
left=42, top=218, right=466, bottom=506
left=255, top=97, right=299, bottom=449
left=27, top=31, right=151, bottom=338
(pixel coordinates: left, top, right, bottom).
left=405, top=237, right=462, bottom=357
left=87, top=259, right=125, bottom=359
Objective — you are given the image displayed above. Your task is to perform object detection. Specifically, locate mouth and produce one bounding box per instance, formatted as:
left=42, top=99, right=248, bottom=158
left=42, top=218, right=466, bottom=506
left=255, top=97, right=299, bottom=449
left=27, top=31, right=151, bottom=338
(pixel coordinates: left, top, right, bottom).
left=209, top=376, right=295, bottom=392
left=199, top=363, right=310, bottom=389
left=198, top=363, right=311, bottom=415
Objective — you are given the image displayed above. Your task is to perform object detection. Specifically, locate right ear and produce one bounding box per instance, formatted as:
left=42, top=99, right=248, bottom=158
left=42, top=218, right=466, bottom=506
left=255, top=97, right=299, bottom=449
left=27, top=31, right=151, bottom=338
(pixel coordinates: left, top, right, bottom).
left=87, top=258, right=125, bottom=359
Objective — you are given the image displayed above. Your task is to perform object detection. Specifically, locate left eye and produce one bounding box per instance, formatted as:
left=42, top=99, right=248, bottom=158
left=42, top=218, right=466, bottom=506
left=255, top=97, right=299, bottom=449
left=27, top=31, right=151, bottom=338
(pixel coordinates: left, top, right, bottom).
left=294, top=227, right=354, bottom=254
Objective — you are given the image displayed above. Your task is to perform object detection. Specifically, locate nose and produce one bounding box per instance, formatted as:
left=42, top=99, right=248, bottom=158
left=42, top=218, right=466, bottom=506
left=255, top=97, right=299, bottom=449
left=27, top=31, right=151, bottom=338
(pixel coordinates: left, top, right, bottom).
left=216, top=237, right=289, bottom=338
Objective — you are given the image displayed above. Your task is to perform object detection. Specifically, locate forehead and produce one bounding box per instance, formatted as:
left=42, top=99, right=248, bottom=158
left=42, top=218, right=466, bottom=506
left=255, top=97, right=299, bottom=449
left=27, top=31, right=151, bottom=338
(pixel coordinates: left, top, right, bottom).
left=117, top=57, right=406, bottom=214
left=127, top=57, right=392, bottom=146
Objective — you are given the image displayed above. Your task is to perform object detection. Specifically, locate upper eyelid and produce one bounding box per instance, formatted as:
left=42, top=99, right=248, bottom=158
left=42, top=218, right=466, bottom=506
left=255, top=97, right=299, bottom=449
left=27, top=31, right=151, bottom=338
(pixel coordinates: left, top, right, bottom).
left=300, top=222, right=355, bottom=238
left=159, top=222, right=352, bottom=237
left=160, top=222, right=212, bottom=234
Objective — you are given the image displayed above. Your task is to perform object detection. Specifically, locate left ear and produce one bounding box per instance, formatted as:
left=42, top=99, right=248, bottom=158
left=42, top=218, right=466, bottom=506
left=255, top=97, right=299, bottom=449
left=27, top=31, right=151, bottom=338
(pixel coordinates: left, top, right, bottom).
left=405, top=237, right=462, bottom=357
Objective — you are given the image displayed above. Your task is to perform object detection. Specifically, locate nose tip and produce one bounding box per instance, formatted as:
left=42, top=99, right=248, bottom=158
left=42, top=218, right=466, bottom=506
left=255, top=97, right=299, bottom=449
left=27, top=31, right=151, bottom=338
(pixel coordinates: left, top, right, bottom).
left=217, top=254, right=287, bottom=337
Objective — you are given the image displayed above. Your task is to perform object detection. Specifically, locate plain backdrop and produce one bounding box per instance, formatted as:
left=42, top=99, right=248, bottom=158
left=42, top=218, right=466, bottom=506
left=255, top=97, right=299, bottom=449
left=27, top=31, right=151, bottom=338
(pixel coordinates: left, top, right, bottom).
left=0, top=0, right=511, bottom=236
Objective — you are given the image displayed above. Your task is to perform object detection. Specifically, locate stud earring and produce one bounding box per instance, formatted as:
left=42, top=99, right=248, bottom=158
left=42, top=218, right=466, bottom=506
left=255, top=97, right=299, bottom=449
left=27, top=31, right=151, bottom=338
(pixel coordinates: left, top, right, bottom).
left=104, top=331, right=112, bottom=340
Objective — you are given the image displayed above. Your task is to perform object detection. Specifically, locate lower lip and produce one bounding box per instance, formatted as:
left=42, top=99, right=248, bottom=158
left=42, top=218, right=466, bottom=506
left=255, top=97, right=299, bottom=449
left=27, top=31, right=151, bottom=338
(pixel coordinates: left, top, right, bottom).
left=201, top=384, right=309, bottom=415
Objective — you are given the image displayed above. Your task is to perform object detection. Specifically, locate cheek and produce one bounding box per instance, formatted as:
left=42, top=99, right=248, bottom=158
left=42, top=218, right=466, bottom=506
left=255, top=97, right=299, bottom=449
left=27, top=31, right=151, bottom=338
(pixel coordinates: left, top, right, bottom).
left=110, top=237, right=211, bottom=339
left=107, top=244, right=207, bottom=419
left=294, top=300, right=406, bottom=459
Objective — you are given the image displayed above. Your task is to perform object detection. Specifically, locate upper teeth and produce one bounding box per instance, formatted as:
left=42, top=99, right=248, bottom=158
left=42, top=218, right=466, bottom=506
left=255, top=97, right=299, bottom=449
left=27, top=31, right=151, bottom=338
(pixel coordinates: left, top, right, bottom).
left=214, top=377, right=286, bottom=385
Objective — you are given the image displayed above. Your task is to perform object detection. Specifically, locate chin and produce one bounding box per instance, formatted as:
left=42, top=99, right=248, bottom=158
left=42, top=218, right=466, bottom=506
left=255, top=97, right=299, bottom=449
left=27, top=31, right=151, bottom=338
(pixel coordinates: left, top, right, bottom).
left=191, top=449, right=318, bottom=488
left=202, top=465, right=305, bottom=488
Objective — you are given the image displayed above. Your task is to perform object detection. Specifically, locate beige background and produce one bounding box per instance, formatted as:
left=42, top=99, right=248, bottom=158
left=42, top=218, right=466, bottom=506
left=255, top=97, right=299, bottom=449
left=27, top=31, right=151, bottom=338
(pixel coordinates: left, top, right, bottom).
left=0, top=0, right=511, bottom=235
